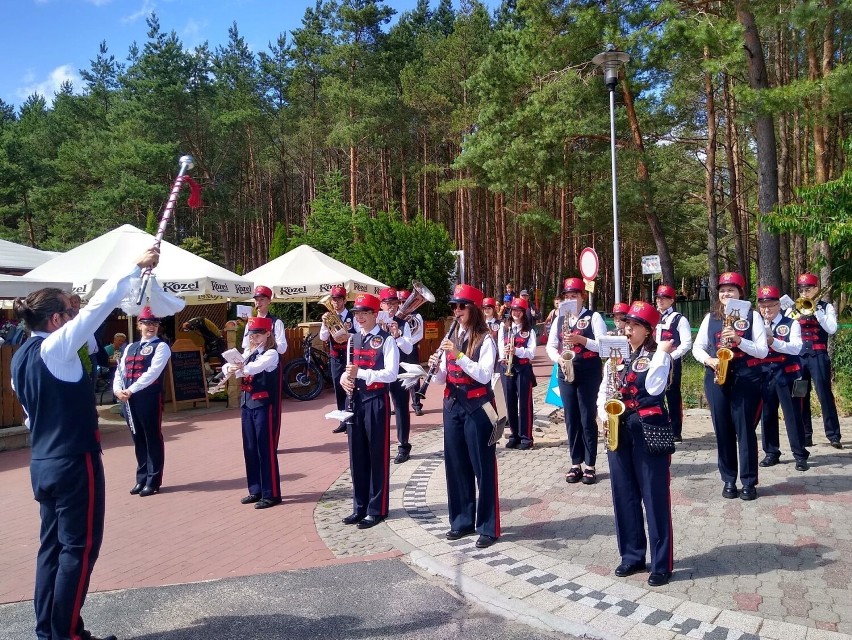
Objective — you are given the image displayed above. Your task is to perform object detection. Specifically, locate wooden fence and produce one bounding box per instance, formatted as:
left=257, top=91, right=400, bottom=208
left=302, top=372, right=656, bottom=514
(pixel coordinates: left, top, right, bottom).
left=1, top=344, right=24, bottom=428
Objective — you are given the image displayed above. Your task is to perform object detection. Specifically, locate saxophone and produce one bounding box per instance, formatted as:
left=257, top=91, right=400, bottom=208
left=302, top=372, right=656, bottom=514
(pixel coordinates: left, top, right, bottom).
left=714, top=311, right=736, bottom=385
left=559, top=314, right=575, bottom=382
left=604, top=348, right=625, bottom=452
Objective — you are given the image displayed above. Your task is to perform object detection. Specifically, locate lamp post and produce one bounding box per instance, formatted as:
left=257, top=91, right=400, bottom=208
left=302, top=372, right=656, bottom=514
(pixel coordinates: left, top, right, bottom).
left=592, top=45, right=630, bottom=304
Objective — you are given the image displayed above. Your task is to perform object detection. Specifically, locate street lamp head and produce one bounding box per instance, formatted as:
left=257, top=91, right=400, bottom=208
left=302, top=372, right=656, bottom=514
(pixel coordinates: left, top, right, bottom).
left=592, top=46, right=630, bottom=91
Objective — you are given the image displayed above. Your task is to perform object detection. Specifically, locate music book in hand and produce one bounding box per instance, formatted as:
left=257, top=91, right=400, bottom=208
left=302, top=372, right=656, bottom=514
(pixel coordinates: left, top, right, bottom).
left=220, top=348, right=245, bottom=366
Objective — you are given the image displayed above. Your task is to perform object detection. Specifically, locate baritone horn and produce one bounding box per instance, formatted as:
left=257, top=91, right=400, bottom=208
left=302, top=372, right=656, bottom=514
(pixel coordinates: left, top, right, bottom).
left=393, top=280, right=435, bottom=324
left=319, top=294, right=347, bottom=335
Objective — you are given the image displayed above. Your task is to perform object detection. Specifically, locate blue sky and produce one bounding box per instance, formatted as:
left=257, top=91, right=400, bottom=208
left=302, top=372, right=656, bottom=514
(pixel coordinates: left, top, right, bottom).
left=0, top=0, right=499, bottom=110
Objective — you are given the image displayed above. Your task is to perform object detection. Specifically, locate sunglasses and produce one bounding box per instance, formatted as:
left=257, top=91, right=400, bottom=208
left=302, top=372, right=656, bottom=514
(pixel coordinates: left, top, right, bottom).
left=449, top=302, right=468, bottom=311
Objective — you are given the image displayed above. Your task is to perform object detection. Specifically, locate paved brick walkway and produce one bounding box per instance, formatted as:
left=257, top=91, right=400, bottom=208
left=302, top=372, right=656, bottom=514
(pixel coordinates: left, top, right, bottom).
left=3, top=347, right=852, bottom=640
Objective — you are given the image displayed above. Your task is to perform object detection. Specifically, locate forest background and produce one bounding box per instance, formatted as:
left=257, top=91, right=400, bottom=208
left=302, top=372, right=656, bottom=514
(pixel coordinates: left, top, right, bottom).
left=1, top=0, right=851, bottom=320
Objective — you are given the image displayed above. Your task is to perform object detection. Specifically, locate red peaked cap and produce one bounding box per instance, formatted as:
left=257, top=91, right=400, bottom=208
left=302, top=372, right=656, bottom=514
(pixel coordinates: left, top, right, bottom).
left=450, top=284, right=484, bottom=308
left=656, top=285, right=676, bottom=299
left=253, top=285, right=273, bottom=298
left=718, top=272, right=746, bottom=290
left=511, top=297, right=529, bottom=310
left=352, top=293, right=381, bottom=312
left=330, top=285, right=347, bottom=298
left=625, top=301, right=661, bottom=328
left=481, top=297, right=496, bottom=308
left=797, top=273, right=819, bottom=287
left=399, top=290, right=411, bottom=301
left=138, top=306, right=161, bottom=322
left=757, top=285, right=780, bottom=301
left=246, top=316, right=273, bottom=333
left=612, top=303, right=630, bottom=315
left=379, top=287, right=399, bottom=301
left=562, top=277, right=584, bottom=293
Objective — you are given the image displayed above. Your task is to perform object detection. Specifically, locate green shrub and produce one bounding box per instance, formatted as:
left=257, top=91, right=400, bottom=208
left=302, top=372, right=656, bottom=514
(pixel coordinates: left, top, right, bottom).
left=681, top=357, right=706, bottom=409
left=831, top=327, right=852, bottom=416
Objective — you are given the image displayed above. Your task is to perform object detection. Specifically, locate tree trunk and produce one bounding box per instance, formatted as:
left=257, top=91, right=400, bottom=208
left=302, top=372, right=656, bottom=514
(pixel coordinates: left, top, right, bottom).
left=723, top=74, right=747, bottom=281
left=736, top=1, right=781, bottom=289
left=704, top=50, right=720, bottom=300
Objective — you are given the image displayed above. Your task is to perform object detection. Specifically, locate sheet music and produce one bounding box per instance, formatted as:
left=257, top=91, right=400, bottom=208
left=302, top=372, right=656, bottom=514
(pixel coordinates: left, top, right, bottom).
left=779, top=295, right=794, bottom=310
left=598, top=335, right=629, bottom=359
left=220, top=348, right=245, bottom=366
left=558, top=300, right=577, bottom=318
left=724, top=299, right=752, bottom=317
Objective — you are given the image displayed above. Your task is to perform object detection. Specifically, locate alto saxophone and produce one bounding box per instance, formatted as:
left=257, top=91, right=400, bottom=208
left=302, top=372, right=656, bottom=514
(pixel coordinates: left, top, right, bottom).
left=714, top=311, right=737, bottom=385
left=604, top=348, right=625, bottom=452
left=559, top=315, right=575, bottom=382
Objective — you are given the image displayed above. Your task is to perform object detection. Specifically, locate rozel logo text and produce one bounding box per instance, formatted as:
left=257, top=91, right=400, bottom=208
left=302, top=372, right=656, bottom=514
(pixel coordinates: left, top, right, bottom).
left=211, top=280, right=229, bottom=293
left=162, top=281, right=200, bottom=293
left=279, top=286, right=307, bottom=295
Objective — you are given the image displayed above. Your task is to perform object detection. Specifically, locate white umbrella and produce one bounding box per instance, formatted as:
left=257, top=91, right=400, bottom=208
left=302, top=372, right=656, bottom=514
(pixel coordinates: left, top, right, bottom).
left=244, top=244, right=387, bottom=321
left=26, top=224, right=253, bottom=304
left=0, top=274, right=74, bottom=299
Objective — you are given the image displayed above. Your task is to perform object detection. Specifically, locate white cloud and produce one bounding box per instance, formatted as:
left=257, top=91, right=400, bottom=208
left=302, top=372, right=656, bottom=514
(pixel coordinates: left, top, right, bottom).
left=181, top=18, right=207, bottom=48
left=15, top=65, right=82, bottom=104
left=122, top=0, right=155, bottom=24
left=86, top=0, right=115, bottom=6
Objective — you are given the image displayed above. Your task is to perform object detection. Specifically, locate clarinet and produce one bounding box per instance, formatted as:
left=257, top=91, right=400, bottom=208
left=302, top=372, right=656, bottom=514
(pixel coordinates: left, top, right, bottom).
left=415, top=318, right=460, bottom=400
left=343, top=333, right=356, bottom=424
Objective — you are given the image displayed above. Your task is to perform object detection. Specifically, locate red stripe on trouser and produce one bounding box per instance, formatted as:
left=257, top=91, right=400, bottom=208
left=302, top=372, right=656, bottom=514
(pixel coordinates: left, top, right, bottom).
left=157, top=399, right=164, bottom=486
left=267, top=404, right=280, bottom=498
left=381, top=397, right=390, bottom=516
left=666, top=461, right=674, bottom=571
left=69, top=452, right=96, bottom=640
left=752, top=399, right=764, bottom=428
left=493, top=461, right=501, bottom=538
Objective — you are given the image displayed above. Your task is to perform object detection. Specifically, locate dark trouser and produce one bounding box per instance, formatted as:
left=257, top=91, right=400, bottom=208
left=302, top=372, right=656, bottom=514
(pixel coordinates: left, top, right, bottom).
left=665, top=359, right=684, bottom=438
left=272, top=362, right=283, bottom=448
left=390, top=379, right=412, bottom=454
left=443, top=397, right=500, bottom=538
left=559, top=365, right=603, bottom=467
left=503, top=364, right=534, bottom=445
left=127, top=391, right=164, bottom=488
left=410, top=379, right=423, bottom=411
left=608, top=413, right=673, bottom=576
left=330, top=356, right=348, bottom=411
left=348, top=392, right=391, bottom=517
left=761, top=373, right=809, bottom=462
left=704, top=367, right=762, bottom=487
left=31, top=452, right=105, bottom=640
left=799, top=353, right=841, bottom=442
left=241, top=404, right=282, bottom=499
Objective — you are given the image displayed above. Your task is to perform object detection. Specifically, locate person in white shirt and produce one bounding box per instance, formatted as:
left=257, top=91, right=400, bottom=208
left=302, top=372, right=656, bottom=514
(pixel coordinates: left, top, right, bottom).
left=498, top=296, right=537, bottom=449
left=692, top=272, right=768, bottom=501
left=654, top=285, right=693, bottom=442
left=319, top=285, right=358, bottom=434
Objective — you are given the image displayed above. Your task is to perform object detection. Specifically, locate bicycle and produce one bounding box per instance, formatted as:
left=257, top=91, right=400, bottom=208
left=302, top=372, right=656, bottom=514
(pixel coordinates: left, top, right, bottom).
left=281, top=333, right=333, bottom=401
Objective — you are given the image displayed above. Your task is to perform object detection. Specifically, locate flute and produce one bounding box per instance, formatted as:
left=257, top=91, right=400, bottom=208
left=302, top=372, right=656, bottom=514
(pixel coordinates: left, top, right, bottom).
left=415, top=318, right=460, bottom=400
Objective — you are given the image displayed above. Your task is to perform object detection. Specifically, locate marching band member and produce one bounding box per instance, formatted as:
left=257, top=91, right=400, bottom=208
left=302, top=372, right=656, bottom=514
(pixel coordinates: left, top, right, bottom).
left=597, top=301, right=674, bottom=588
left=398, top=289, right=426, bottom=419
left=340, top=293, right=399, bottom=529
left=790, top=273, right=842, bottom=448
left=692, top=272, right=768, bottom=501
left=498, top=296, right=537, bottom=450
left=756, top=286, right=809, bottom=471
left=221, top=316, right=282, bottom=508
left=11, top=247, right=159, bottom=640
left=319, top=285, right=357, bottom=434
left=381, top=287, right=419, bottom=463
left=482, top=297, right=501, bottom=341
left=609, top=302, right=629, bottom=336
left=114, top=306, right=172, bottom=497
left=244, top=285, right=288, bottom=446
left=428, top=284, right=500, bottom=548
left=655, top=285, right=693, bottom=443
left=546, top=277, right=607, bottom=485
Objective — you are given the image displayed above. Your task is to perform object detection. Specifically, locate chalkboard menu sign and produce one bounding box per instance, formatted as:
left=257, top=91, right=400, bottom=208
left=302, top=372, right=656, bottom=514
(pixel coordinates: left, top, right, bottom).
left=164, top=340, right=209, bottom=411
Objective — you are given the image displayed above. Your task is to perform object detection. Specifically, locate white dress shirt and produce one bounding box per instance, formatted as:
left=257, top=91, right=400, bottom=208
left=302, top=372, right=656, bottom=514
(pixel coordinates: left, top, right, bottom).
left=497, top=322, right=537, bottom=361
left=545, top=309, right=607, bottom=364
left=432, top=330, right=497, bottom=385
left=113, top=339, right=172, bottom=395
left=395, top=313, right=424, bottom=356
left=221, top=346, right=279, bottom=378
left=342, top=326, right=399, bottom=387
left=767, top=313, right=802, bottom=356
left=657, top=308, right=693, bottom=361
left=692, top=310, right=769, bottom=364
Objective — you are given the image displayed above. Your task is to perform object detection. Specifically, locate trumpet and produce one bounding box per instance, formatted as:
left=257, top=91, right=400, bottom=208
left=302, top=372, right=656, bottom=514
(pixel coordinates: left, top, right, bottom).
left=604, top=348, right=625, bottom=452
left=714, top=311, right=737, bottom=385
left=503, top=319, right=515, bottom=377
left=794, top=297, right=815, bottom=317
left=319, top=294, right=348, bottom=335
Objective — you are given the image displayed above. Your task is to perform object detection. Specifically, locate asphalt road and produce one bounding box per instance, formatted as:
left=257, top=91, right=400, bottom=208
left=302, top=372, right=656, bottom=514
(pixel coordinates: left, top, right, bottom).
left=0, top=558, right=574, bottom=640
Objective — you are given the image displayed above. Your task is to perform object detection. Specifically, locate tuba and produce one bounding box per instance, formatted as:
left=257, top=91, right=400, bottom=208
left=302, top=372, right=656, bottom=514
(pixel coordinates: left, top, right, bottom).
left=559, top=315, right=576, bottom=383
left=714, top=311, right=737, bottom=385
left=393, top=280, right=435, bottom=324
left=604, top=348, right=625, bottom=452
left=319, top=294, right=347, bottom=335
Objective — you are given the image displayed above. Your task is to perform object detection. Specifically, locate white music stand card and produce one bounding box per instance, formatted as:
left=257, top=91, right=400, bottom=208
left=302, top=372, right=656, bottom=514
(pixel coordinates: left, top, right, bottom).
left=558, top=300, right=578, bottom=317
left=724, top=299, right=752, bottom=318
left=598, top=335, right=629, bottom=359
left=779, top=295, right=795, bottom=310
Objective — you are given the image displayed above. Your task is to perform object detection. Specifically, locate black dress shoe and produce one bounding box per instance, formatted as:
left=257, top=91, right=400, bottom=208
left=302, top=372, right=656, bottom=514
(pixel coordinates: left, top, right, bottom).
left=740, top=485, right=757, bottom=501
left=672, top=435, right=683, bottom=443
left=505, top=438, right=519, bottom=449
left=255, top=497, right=282, bottom=509
left=517, top=441, right=533, bottom=450
left=81, top=633, right=117, bottom=640
left=722, top=482, right=738, bottom=499
left=759, top=455, right=780, bottom=467
left=130, top=483, right=144, bottom=495
left=614, top=562, right=646, bottom=578
left=139, top=485, right=159, bottom=497
left=795, top=460, right=809, bottom=471
left=647, top=572, right=672, bottom=587
left=414, top=407, right=424, bottom=416
left=357, top=515, right=385, bottom=529
left=342, top=512, right=365, bottom=525
left=475, top=534, right=497, bottom=549
left=445, top=527, right=475, bottom=540
left=332, top=423, right=348, bottom=434
left=830, top=439, right=843, bottom=449
left=241, top=493, right=261, bottom=504
left=804, top=436, right=814, bottom=447
left=394, top=450, right=411, bottom=464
